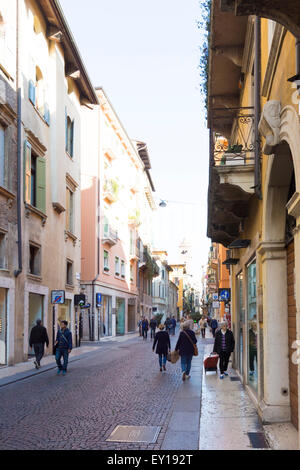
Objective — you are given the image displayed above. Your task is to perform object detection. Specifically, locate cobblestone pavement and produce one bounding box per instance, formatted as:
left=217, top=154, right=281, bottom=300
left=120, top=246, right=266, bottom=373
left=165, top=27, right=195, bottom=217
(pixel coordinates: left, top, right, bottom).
left=0, top=330, right=207, bottom=450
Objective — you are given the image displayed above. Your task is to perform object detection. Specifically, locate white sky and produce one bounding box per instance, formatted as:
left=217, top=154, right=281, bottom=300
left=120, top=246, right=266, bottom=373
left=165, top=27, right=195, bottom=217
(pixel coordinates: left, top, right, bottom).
left=60, top=0, right=211, bottom=279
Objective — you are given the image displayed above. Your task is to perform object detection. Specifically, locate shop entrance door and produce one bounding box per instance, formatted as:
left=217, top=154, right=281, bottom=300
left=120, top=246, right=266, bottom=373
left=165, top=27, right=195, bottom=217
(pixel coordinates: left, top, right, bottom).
left=128, top=303, right=136, bottom=332
left=116, top=298, right=125, bottom=335
left=287, top=239, right=298, bottom=429
left=28, top=293, right=44, bottom=356
left=0, top=288, right=7, bottom=365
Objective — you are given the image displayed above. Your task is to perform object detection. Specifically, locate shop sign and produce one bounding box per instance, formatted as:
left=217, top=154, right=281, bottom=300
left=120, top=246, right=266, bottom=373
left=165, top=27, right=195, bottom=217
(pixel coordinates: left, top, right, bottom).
left=51, top=290, right=65, bottom=305
left=96, top=293, right=102, bottom=307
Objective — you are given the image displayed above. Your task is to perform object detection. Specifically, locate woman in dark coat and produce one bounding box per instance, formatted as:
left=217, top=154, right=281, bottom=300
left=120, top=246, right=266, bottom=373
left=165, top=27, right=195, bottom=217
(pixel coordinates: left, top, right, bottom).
left=213, top=321, right=235, bottom=379
left=153, top=324, right=171, bottom=372
left=175, top=321, right=197, bottom=381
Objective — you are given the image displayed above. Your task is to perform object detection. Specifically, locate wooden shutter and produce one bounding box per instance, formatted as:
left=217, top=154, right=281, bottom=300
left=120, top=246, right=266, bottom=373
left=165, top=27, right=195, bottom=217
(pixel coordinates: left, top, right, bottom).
left=65, top=108, right=68, bottom=152
left=70, top=120, right=74, bottom=157
left=24, top=141, right=31, bottom=203
left=36, top=157, right=46, bottom=213
left=43, top=103, right=50, bottom=125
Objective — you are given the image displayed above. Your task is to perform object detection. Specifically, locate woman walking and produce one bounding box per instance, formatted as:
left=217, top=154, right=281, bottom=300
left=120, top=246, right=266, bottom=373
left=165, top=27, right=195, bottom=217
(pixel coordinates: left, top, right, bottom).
left=175, top=321, right=197, bottom=381
left=153, top=324, right=171, bottom=372
left=213, top=321, right=235, bottom=379
left=199, top=316, right=207, bottom=338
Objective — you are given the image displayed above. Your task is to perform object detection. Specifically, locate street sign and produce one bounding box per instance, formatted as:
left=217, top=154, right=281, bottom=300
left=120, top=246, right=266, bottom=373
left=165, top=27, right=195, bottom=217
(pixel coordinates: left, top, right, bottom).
left=212, top=301, right=220, bottom=309
left=81, top=303, right=91, bottom=309
left=212, top=293, right=219, bottom=301
left=96, top=293, right=102, bottom=307
left=218, top=288, right=231, bottom=301
left=51, top=290, right=65, bottom=305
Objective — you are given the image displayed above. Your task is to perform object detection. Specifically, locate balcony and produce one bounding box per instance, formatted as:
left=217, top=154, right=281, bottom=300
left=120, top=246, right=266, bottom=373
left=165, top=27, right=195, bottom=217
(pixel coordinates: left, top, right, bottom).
left=103, top=178, right=119, bottom=203
left=102, top=226, right=118, bottom=246
left=207, top=109, right=256, bottom=247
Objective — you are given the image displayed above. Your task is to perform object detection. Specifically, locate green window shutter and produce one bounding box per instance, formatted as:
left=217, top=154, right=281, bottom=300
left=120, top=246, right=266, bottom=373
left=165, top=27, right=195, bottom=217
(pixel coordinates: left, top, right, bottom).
left=36, top=157, right=46, bottom=213
left=65, top=107, right=68, bottom=152
left=24, top=140, right=31, bottom=203
left=70, top=120, right=74, bottom=157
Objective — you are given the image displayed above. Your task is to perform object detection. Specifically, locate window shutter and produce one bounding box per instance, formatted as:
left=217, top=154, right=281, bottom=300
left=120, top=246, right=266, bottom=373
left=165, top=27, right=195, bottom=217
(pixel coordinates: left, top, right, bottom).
left=28, top=80, right=36, bottom=105
left=43, top=103, right=50, bottom=125
left=70, top=120, right=74, bottom=157
left=24, top=141, right=31, bottom=203
left=66, top=188, right=70, bottom=231
left=36, top=157, right=46, bottom=213
left=65, top=107, right=68, bottom=152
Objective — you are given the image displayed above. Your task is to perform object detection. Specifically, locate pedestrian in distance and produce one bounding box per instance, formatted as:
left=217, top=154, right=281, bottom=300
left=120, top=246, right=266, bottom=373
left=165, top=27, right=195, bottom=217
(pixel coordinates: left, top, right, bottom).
left=55, top=320, right=72, bottom=376
left=150, top=317, right=158, bottom=339
left=186, top=314, right=195, bottom=331
left=211, top=317, right=218, bottom=338
left=152, top=324, right=171, bottom=372
left=141, top=317, right=149, bottom=340
left=175, top=321, right=197, bottom=381
left=180, top=317, right=185, bottom=330
left=138, top=318, right=143, bottom=336
left=213, top=321, right=235, bottom=379
left=171, top=315, right=177, bottom=335
left=29, top=319, right=49, bottom=369
left=164, top=316, right=172, bottom=334
left=199, top=316, right=207, bottom=338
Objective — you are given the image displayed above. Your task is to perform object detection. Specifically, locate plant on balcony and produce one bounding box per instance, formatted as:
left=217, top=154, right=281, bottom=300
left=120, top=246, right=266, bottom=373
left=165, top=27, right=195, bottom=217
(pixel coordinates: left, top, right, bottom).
left=104, top=178, right=119, bottom=198
left=225, top=144, right=243, bottom=154
left=104, top=266, right=109, bottom=272
left=128, top=209, right=141, bottom=226
left=197, top=0, right=212, bottom=116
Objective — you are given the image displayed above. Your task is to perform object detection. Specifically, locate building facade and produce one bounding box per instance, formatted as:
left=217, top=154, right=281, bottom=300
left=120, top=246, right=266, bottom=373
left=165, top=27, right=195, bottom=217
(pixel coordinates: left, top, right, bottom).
left=207, top=0, right=300, bottom=445
left=0, top=0, right=97, bottom=365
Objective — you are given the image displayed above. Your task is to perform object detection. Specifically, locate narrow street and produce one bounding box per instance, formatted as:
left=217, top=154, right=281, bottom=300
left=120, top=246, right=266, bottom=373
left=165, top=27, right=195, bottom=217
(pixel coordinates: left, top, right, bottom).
left=0, top=329, right=266, bottom=451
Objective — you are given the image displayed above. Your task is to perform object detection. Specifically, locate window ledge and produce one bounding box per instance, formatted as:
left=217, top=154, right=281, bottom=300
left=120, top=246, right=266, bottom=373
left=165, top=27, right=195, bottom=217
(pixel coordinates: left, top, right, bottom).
left=27, top=273, right=42, bottom=282
left=52, top=202, right=66, bottom=214
left=66, top=151, right=74, bottom=161
left=0, top=268, right=9, bottom=273
left=29, top=101, right=50, bottom=127
left=65, top=283, right=74, bottom=290
left=65, top=230, right=77, bottom=246
left=25, top=203, right=47, bottom=226
left=0, top=185, right=16, bottom=204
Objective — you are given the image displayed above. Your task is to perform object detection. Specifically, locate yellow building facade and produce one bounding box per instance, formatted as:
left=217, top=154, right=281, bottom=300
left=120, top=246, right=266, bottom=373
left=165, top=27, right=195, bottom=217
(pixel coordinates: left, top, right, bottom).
left=207, top=1, right=300, bottom=446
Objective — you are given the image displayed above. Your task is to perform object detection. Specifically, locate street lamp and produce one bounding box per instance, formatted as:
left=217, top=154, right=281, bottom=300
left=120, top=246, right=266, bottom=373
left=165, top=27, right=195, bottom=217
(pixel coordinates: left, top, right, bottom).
left=158, top=199, right=201, bottom=208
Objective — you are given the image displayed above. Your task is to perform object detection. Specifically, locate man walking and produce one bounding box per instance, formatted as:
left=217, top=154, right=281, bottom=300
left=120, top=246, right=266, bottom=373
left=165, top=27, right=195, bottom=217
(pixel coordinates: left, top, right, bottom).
left=141, top=317, right=149, bottom=340
left=171, top=315, right=177, bottom=335
left=213, top=321, right=235, bottom=379
left=29, top=319, right=49, bottom=369
left=150, top=317, right=157, bottom=339
left=211, top=317, right=218, bottom=338
left=55, top=320, right=72, bottom=376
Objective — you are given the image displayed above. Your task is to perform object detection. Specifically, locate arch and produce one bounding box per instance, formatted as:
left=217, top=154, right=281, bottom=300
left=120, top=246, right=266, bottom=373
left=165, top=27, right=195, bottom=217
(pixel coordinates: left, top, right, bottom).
left=263, top=105, right=300, bottom=242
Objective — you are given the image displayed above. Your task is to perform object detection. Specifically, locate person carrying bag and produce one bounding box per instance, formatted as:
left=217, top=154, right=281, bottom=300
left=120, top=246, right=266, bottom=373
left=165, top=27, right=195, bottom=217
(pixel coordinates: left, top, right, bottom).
left=175, top=321, right=198, bottom=381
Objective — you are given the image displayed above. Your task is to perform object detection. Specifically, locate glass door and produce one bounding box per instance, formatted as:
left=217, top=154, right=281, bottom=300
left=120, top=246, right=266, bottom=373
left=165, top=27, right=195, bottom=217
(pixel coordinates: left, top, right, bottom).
left=116, top=297, right=125, bottom=335
left=247, top=260, right=258, bottom=392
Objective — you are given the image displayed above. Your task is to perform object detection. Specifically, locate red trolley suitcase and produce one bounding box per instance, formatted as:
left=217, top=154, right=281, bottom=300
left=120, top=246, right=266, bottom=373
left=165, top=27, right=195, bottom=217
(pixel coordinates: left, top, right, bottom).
left=203, top=353, right=219, bottom=374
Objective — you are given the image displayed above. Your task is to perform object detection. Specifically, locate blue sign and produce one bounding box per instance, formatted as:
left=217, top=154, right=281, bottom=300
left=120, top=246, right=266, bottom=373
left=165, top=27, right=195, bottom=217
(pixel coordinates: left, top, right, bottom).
left=219, top=289, right=231, bottom=301
left=81, top=303, right=91, bottom=309
left=96, top=293, right=102, bottom=307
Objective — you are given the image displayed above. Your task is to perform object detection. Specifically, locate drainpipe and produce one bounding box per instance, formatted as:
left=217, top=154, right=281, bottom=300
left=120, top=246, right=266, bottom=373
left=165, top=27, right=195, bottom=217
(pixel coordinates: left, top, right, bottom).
left=254, top=16, right=262, bottom=200
left=14, top=0, right=22, bottom=278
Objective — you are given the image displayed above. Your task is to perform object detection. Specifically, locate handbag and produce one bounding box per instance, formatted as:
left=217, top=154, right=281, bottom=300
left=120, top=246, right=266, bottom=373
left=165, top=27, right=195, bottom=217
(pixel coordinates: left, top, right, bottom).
left=183, top=330, right=198, bottom=356
left=167, top=350, right=179, bottom=364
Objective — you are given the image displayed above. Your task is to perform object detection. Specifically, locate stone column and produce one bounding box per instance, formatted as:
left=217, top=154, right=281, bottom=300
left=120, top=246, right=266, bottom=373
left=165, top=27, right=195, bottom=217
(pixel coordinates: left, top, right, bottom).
left=257, top=242, right=291, bottom=423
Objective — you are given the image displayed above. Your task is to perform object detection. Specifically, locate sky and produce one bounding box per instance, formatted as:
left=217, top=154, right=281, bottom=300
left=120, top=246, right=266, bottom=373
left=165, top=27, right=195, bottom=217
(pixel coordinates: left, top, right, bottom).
left=60, top=0, right=211, bottom=279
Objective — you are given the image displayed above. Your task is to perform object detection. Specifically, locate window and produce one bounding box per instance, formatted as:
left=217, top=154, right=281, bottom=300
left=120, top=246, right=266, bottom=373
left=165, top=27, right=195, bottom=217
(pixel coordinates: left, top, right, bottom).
left=28, top=67, right=50, bottom=125
left=65, top=112, right=74, bottom=157
left=0, top=231, right=7, bottom=269
left=29, top=243, right=41, bottom=276
left=66, top=187, right=74, bottom=233
left=130, top=264, right=134, bottom=282
left=24, top=141, right=46, bottom=213
left=104, top=250, right=109, bottom=272
left=66, top=260, right=73, bottom=285
left=121, top=260, right=125, bottom=278
left=0, top=124, right=5, bottom=187
left=115, top=257, right=120, bottom=276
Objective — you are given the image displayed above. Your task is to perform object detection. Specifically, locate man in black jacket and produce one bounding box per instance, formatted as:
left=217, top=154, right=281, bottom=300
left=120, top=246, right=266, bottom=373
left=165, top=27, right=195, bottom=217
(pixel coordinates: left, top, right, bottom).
left=29, top=319, right=49, bottom=369
left=213, top=321, right=235, bottom=379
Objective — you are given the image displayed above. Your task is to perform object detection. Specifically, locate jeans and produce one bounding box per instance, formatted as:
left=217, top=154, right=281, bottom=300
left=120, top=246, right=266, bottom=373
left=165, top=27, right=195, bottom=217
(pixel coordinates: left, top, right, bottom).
left=211, top=328, right=217, bottom=338
left=150, top=328, right=156, bottom=339
left=159, top=354, right=167, bottom=367
left=33, top=343, right=44, bottom=365
left=142, top=328, right=148, bottom=339
left=219, top=351, right=231, bottom=374
left=56, top=348, right=69, bottom=371
left=181, top=355, right=193, bottom=375
left=201, top=328, right=206, bottom=338
left=249, top=347, right=257, bottom=372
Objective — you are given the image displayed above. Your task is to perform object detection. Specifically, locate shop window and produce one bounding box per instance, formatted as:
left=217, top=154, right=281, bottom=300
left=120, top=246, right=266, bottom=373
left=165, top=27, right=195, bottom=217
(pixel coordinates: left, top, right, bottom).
left=247, top=260, right=258, bottom=392
left=66, top=260, right=73, bottom=285
left=0, top=231, right=7, bottom=269
left=29, top=243, right=41, bottom=276
left=24, top=141, right=46, bottom=213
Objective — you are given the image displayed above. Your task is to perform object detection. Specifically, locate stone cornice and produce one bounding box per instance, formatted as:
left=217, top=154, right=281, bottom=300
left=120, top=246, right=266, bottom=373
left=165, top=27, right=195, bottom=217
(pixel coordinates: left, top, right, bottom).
left=262, top=24, right=286, bottom=99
